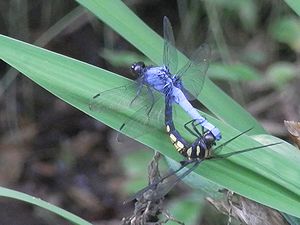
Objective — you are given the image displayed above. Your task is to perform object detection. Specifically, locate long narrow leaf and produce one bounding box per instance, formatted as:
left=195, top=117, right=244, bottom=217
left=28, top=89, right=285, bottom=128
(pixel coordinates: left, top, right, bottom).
left=75, top=0, right=265, bottom=135
left=284, top=0, right=300, bottom=16
left=1, top=35, right=300, bottom=218
left=0, top=187, right=91, bottom=225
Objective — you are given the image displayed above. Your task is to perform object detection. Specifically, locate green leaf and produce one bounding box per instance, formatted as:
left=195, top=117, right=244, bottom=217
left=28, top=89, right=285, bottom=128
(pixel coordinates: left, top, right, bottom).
left=168, top=195, right=204, bottom=225
left=0, top=187, right=91, bottom=225
left=238, top=0, right=257, bottom=31
left=121, top=149, right=156, bottom=195
left=270, top=16, right=300, bottom=52
left=167, top=134, right=300, bottom=219
left=208, top=63, right=261, bottom=81
left=99, top=49, right=152, bottom=67
left=75, top=0, right=265, bottom=135
left=283, top=0, right=300, bottom=16
left=211, top=0, right=258, bottom=31
left=284, top=213, right=300, bottom=225
left=266, top=62, right=297, bottom=88
left=1, top=34, right=300, bottom=218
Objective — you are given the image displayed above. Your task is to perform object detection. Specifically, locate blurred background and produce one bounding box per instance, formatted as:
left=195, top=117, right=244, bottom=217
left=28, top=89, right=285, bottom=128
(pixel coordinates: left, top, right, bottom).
left=0, top=0, right=299, bottom=224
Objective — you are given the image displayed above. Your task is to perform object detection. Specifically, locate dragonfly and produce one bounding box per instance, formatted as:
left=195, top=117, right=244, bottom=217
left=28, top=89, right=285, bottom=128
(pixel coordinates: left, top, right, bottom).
left=90, top=16, right=221, bottom=141
left=125, top=95, right=281, bottom=202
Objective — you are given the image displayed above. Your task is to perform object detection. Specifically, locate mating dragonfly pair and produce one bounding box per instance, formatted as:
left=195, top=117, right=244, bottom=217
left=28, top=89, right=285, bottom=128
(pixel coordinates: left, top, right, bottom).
left=90, top=17, right=278, bottom=201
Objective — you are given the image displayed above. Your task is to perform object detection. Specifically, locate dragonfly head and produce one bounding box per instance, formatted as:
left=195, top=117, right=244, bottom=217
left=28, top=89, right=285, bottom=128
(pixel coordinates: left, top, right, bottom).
left=131, top=62, right=145, bottom=77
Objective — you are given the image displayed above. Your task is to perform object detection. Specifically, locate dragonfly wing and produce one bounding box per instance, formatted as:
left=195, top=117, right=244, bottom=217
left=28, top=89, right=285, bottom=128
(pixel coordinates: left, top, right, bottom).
left=125, top=160, right=204, bottom=203
left=89, top=82, right=163, bottom=137
left=163, top=16, right=178, bottom=74
left=177, top=43, right=211, bottom=99
left=124, top=168, right=180, bottom=203
left=89, top=81, right=138, bottom=113
left=181, top=86, right=196, bottom=101
left=119, top=91, right=165, bottom=139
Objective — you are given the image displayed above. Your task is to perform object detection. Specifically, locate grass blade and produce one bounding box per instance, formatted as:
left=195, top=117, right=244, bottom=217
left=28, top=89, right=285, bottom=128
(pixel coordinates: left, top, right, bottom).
left=75, top=0, right=265, bottom=135
left=0, top=187, right=91, bottom=225
left=1, top=35, right=300, bottom=218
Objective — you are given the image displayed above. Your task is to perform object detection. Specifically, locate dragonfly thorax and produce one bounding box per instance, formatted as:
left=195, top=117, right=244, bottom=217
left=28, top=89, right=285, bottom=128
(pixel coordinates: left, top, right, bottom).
left=131, top=62, right=174, bottom=93
left=185, top=132, right=215, bottom=159
left=142, top=66, right=174, bottom=94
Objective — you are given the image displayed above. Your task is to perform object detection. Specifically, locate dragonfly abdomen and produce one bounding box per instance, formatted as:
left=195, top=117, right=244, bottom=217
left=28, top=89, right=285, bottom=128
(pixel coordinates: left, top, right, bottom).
left=165, top=120, right=212, bottom=160
left=165, top=103, right=189, bottom=155
left=165, top=95, right=213, bottom=160
left=172, top=87, right=222, bottom=141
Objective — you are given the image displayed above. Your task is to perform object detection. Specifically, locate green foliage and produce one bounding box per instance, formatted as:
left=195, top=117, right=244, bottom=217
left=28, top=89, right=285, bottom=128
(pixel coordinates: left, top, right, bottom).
left=0, top=0, right=300, bottom=223
left=167, top=195, right=204, bottom=225
left=0, top=27, right=300, bottom=220
left=266, top=62, right=297, bottom=88
left=284, top=0, right=300, bottom=16
left=213, top=0, right=258, bottom=31
left=270, top=16, right=300, bottom=52
left=99, top=49, right=152, bottom=68
left=0, top=187, right=91, bottom=225
left=208, top=63, right=261, bottom=81
left=75, top=0, right=265, bottom=134
left=121, top=149, right=157, bottom=194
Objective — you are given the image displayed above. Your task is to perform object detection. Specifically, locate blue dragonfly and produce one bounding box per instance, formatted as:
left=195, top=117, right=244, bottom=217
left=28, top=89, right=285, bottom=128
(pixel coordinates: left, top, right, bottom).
left=90, top=16, right=221, bottom=141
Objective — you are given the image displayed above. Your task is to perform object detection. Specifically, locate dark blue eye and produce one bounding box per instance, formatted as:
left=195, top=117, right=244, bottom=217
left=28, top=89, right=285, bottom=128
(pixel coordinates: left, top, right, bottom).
left=131, top=62, right=145, bottom=74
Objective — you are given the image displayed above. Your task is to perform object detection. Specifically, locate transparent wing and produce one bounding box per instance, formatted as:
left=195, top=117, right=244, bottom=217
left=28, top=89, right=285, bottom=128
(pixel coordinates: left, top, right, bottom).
left=119, top=91, right=165, bottom=139
left=125, top=176, right=179, bottom=204
left=177, top=43, right=211, bottom=99
left=89, top=81, right=144, bottom=115
left=89, top=80, right=165, bottom=139
left=125, top=160, right=203, bottom=203
left=181, top=86, right=196, bottom=101
left=163, top=16, right=178, bottom=74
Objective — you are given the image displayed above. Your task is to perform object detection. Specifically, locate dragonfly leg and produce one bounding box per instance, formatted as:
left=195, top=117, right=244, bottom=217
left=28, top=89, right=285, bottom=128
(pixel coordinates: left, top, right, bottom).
left=184, top=119, right=200, bottom=138
left=146, top=86, right=155, bottom=116
left=191, top=119, right=204, bottom=137
left=212, top=142, right=281, bottom=160
left=130, top=83, right=143, bottom=106
left=214, top=128, right=254, bottom=154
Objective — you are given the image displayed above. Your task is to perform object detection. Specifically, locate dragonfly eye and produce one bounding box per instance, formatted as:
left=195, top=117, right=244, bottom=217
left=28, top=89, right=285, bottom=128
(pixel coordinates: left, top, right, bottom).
left=131, top=62, right=145, bottom=75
